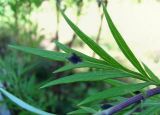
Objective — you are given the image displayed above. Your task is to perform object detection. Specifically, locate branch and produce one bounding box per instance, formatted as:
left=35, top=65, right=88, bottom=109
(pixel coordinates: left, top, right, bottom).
left=67, top=1, right=83, bottom=48
left=92, top=13, right=104, bottom=58
left=100, top=87, right=160, bottom=115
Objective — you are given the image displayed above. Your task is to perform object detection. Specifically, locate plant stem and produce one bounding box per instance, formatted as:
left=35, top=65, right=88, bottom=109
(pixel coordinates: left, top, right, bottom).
left=53, top=0, right=61, bottom=51
left=56, top=0, right=60, bottom=41
left=67, top=0, right=83, bottom=48
left=100, top=87, right=160, bottom=115
left=92, top=13, right=104, bottom=57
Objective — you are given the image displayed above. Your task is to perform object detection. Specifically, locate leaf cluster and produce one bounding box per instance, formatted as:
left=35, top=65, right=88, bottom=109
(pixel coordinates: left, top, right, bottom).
left=1, top=1, right=160, bottom=115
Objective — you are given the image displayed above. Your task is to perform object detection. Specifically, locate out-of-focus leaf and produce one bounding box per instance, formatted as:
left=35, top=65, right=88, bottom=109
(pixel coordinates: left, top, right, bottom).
left=68, top=109, right=88, bottom=115
left=78, top=82, right=150, bottom=105
left=41, top=70, right=133, bottom=88
left=9, top=45, right=69, bottom=61
left=137, top=105, right=160, bottom=115
left=68, top=107, right=97, bottom=115
left=0, top=88, right=54, bottom=115
left=80, top=106, right=97, bottom=114
left=102, top=3, right=149, bottom=79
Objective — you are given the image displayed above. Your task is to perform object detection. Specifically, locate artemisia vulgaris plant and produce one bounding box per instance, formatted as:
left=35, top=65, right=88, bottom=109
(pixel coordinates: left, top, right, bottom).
left=1, top=1, right=160, bottom=115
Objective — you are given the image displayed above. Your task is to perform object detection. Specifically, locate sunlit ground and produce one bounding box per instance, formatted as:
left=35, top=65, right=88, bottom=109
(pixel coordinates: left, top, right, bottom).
left=32, top=0, right=160, bottom=76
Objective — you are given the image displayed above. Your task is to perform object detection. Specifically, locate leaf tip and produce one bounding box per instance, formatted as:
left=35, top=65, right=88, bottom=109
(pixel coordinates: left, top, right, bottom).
left=77, top=102, right=83, bottom=106
left=39, top=85, right=45, bottom=89
left=8, top=44, right=14, bottom=48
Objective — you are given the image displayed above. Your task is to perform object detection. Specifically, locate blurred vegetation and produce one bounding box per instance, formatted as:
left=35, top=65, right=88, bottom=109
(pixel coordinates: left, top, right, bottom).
left=0, top=0, right=108, bottom=114
left=0, top=0, right=44, bottom=47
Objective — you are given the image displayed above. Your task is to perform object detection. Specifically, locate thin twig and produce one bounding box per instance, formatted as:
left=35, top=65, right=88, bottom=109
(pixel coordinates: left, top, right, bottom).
left=67, top=0, right=83, bottom=48
left=53, top=0, right=61, bottom=51
left=92, top=13, right=104, bottom=57
left=100, top=87, right=160, bottom=115
left=92, top=1, right=107, bottom=57
left=55, top=0, right=60, bottom=41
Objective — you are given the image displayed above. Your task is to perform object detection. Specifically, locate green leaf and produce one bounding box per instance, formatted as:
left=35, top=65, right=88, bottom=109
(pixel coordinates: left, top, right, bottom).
left=55, top=41, right=142, bottom=79
left=53, top=61, right=112, bottom=73
left=61, top=11, right=124, bottom=68
left=137, top=105, right=160, bottom=115
left=68, top=107, right=97, bottom=115
left=80, top=106, right=97, bottom=114
left=9, top=45, right=69, bottom=61
left=0, top=88, right=55, bottom=115
left=104, top=79, right=127, bottom=87
left=54, top=41, right=108, bottom=65
left=142, top=62, right=159, bottom=82
left=78, top=82, right=150, bottom=105
left=54, top=40, right=71, bottom=53
left=102, top=4, right=148, bottom=79
left=68, top=109, right=88, bottom=115
left=123, top=104, right=141, bottom=115
left=41, top=70, right=133, bottom=88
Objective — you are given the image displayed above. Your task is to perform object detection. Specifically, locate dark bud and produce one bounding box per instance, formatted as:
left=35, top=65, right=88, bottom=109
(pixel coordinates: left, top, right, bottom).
left=134, top=91, right=141, bottom=95
left=96, top=0, right=101, bottom=7
left=101, top=103, right=112, bottom=110
left=68, top=53, right=82, bottom=64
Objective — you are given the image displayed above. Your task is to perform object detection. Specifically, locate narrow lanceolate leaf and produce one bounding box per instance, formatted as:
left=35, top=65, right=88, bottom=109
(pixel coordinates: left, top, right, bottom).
left=9, top=45, right=69, bottom=61
left=0, top=88, right=54, bottom=115
left=61, top=11, right=123, bottom=68
left=41, top=70, right=133, bottom=88
left=80, top=107, right=97, bottom=114
left=104, top=79, right=127, bottom=87
left=78, top=82, right=150, bottom=105
left=54, top=41, right=71, bottom=53
left=102, top=4, right=148, bottom=78
left=142, top=62, right=160, bottom=82
left=55, top=41, right=142, bottom=78
left=54, top=41, right=108, bottom=65
left=53, top=61, right=112, bottom=73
